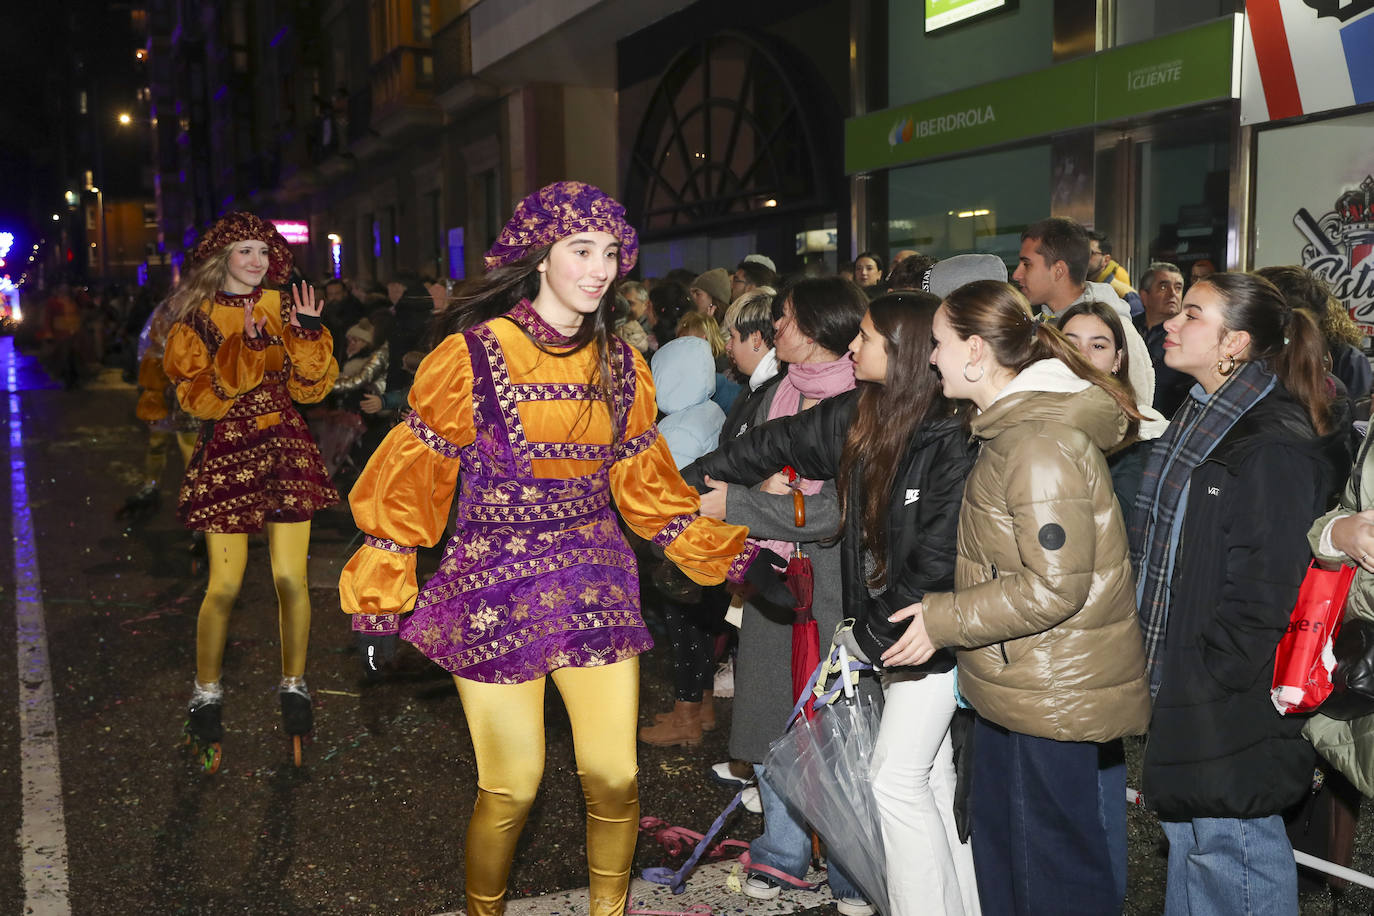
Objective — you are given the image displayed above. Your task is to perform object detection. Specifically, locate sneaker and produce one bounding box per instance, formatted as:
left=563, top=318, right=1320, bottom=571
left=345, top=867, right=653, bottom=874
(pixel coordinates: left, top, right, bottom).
left=740, top=785, right=762, bottom=814
left=742, top=873, right=783, bottom=900
left=835, top=897, right=876, bottom=916
left=709, top=759, right=754, bottom=788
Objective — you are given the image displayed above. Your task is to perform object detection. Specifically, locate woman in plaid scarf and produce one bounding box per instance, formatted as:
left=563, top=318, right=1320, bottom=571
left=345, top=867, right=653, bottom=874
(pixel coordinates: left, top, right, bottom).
left=1131, top=271, right=1345, bottom=916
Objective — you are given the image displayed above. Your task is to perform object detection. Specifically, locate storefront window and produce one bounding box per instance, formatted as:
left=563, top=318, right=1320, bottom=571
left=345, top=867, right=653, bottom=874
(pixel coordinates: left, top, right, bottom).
left=1095, top=112, right=1229, bottom=284
left=887, top=144, right=1052, bottom=267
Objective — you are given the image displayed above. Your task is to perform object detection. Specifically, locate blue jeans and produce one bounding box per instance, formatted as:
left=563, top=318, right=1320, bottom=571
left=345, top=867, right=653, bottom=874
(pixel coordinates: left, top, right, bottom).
left=1160, top=816, right=1297, bottom=916
left=1098, top=742, right=1127, bottom=904
left=970, top=717, right=1119, bottom=915
left=753, top=763, right=863, bottom=901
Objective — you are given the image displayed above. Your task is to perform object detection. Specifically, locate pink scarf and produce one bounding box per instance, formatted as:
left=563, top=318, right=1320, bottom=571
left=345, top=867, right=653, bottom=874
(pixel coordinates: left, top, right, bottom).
left=755, top=356, right=855, bottom=558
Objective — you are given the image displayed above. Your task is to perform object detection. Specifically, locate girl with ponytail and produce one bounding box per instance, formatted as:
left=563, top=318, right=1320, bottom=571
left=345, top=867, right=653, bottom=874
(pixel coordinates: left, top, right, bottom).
left=1130, top=271, right=1347, bottom=914
left=881, top=279, right=1151, bottom=914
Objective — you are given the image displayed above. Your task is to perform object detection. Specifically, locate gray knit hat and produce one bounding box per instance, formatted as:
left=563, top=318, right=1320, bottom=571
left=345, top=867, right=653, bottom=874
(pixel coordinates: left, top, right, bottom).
left=923, top=253, right=1009, bottom=298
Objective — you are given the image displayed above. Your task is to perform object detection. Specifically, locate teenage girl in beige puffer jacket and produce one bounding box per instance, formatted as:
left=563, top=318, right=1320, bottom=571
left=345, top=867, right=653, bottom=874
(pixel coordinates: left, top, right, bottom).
left=884, top=279, right=1150, bottom=916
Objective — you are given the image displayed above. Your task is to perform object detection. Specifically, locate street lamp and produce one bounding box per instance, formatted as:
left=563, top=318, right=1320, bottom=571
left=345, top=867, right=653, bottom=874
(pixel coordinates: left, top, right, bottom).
left=118, top=113, right=132, bottom=126
left=87, top=185, right=105, bottom=280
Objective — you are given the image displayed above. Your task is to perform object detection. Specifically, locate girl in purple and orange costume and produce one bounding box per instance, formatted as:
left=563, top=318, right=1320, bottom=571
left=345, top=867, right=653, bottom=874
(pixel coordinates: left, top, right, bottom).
left=163, top=213, right=339, bottom=772
left=338, top=182, right=783, bottom=916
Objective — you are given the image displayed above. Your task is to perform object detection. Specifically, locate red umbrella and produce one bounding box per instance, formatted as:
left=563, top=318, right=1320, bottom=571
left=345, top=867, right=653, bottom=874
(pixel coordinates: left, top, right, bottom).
left=783, top=466, right=821, bottom=721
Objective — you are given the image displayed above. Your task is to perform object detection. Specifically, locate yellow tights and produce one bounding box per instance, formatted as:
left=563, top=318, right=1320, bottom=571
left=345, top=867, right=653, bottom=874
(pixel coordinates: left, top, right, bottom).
left=456, top=657, right=640, bottom=916
left=195, top=520, right=313, bottom=683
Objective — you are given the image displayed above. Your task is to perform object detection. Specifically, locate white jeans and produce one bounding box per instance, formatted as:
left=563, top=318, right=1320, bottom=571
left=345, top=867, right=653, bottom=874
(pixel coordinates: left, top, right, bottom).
left=872, top=670, right=980, bottom=916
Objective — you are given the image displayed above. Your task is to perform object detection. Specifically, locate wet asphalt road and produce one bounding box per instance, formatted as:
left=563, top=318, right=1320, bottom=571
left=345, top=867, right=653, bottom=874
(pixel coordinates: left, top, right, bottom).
left=3, top=338, right=1374, bottom=915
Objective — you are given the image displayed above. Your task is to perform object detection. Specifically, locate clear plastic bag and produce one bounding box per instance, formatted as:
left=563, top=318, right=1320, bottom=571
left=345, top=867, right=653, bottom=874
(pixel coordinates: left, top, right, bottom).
left=761, top=684, right=889, bottom=913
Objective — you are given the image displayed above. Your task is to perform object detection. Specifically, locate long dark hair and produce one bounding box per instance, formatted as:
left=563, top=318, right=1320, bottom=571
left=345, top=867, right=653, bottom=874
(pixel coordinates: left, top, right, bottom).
left=1207, top=272, right=1333, bottom=435
left=773, top=276, right=868, bottom=357
left=428, top=244, right=626, bottom=443
left=835, top=292, right=960, bottom=588
left=943, top=280, right=1143, bottom=435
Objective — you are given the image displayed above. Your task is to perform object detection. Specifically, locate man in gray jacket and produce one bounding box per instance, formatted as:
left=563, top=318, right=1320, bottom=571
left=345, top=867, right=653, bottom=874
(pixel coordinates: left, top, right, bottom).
left=1013, top=217, right=1156, bottom=407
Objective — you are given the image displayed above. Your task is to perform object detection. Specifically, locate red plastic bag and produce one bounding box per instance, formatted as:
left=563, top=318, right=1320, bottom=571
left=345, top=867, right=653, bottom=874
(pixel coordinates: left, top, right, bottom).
left=1271, top=561, right=1358, bottom=714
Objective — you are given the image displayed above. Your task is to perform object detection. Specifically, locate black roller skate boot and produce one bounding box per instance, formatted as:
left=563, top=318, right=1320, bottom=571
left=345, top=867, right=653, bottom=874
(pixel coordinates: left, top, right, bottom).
left=183, top=680, right=224, bottom=773
left=279, top=677, right=312, bottom=767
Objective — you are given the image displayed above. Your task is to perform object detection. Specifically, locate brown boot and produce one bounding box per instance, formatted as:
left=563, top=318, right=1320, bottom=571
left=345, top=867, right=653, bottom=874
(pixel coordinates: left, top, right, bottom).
left=639, top=701, right=703, bottom=746
left=656, top=691, right=716, bottom=731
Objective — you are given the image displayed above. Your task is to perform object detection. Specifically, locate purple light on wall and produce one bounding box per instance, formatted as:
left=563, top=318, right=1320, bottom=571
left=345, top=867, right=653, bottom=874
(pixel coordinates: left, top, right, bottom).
left=269, top=26, right=289, bottom=48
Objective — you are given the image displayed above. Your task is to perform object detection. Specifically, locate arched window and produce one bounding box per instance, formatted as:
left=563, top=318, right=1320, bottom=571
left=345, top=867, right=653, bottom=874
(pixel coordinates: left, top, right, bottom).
left=625, top=31, right=833, bottom=235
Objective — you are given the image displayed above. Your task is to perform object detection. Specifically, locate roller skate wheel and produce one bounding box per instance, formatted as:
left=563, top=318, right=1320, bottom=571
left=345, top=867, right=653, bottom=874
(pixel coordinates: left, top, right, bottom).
left=292, top=735, right=303, bottom=767
left=202, top=742, right=222, bottom=774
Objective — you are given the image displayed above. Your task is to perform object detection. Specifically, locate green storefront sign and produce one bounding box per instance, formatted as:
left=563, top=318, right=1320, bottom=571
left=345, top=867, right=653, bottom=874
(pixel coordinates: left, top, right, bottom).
left=846, top=16, right=1237, bottom=173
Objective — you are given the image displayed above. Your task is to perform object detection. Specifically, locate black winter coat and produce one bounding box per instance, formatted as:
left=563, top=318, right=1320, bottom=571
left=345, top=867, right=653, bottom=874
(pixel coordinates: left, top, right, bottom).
left=718, top=371, right=784, bottom=448
left=1142, top=385, right=1346, bottom=821
left=684, top=390, right=976, bottom=668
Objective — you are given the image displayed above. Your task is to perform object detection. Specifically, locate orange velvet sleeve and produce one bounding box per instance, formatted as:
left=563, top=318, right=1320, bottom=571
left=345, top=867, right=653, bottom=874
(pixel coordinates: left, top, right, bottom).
left=282, top=323, right=338, bottom=404
left=609, top=347, right=753, bottom=585
left=339, top=333, right=476, bottom=616
left=163, top=314, right=269, bottom=421
left=135, top=353, right=170, bottom=423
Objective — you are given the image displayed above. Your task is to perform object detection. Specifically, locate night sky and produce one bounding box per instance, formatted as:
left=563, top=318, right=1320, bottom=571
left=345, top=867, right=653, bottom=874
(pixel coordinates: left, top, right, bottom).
left=0, top=1, right=145, bottom=247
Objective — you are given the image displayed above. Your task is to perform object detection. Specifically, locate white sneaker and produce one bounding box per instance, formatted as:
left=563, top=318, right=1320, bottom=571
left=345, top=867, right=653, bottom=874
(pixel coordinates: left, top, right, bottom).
left=714, top=659, right=735, bottom=697
left=740, top=785, right=762, bottom=813
left=709, top=760, right=753, bottom=788
left=835, top=897, right=876, bottom=916
left=742, top=873, right=783, bottom=900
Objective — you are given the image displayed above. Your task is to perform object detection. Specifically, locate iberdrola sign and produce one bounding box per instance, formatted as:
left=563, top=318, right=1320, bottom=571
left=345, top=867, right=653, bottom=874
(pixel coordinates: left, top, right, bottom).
left=847, top=16, right=1237, bottom=173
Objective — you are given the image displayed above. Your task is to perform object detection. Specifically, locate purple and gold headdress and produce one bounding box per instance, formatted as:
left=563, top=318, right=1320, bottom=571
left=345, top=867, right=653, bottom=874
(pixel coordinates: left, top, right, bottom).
left=484, top=181, right=639, bottom=277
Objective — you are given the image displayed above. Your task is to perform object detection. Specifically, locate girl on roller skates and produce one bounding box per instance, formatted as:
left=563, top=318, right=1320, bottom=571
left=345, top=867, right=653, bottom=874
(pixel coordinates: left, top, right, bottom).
left=163, top=213, right=339, bottom=772
left=339, top=181, right=788, bottom=916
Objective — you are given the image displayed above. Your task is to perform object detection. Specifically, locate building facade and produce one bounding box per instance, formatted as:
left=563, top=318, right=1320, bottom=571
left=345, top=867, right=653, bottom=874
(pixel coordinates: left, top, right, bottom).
left=143, top=0, right=865, bottom=284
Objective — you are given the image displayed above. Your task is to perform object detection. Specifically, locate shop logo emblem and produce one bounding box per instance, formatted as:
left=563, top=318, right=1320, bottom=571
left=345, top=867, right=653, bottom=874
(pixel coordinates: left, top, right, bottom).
left=1302, top=0, right=1374, bottom=22
left=1293, top=175, right=1374, bottom=329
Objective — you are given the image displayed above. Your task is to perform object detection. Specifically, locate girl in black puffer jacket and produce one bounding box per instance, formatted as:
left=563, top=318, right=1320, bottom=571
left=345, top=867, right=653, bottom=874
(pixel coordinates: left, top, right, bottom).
left=687, top=292, right=980, bottom=915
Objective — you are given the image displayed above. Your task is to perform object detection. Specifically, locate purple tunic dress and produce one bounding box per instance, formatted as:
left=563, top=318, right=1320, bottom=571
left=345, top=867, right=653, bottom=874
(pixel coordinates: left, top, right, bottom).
left=396, top=320, right=655, bottom=683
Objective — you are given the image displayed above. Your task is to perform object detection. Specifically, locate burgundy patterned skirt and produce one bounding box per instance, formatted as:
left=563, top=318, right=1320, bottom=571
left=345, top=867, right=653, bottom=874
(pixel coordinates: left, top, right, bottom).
left=178, top=383, right=339, bottom=533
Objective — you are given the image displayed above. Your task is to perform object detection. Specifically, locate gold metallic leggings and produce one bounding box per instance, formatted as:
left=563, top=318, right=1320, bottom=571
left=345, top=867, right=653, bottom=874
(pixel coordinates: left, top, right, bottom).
left=143, top=430, right=197, bottom=482
left=195, top=521, right=313, bottom=682
left=455, top=657, right=640, bottom=916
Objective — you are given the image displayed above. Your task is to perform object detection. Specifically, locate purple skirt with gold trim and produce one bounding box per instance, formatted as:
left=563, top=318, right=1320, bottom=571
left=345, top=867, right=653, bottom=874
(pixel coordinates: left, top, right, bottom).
left=178, top=383, right=339, bottom=533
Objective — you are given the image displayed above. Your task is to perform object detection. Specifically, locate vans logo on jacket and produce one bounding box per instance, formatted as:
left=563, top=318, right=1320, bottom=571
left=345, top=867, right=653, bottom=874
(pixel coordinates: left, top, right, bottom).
left=904, top=488, right=921, bottom=506
left=1207, top=486, right=1221, bottom=496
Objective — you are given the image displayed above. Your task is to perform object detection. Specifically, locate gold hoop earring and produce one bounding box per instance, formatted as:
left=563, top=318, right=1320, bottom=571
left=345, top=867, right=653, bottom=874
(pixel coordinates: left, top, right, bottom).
left=963, top=361, right=984, bottom=383
left=1216, top=354, right=1237, bottom=377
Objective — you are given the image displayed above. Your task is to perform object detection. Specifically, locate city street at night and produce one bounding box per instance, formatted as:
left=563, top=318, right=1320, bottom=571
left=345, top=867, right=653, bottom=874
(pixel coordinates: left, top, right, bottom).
left=5, top=0, right=1374, bottom=914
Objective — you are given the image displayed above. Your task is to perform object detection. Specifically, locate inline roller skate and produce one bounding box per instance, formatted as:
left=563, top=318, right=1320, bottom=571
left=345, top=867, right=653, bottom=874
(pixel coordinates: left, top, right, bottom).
left=183, top=680, right=224, bottom=774
left=279, top=676, right=312, bottom=767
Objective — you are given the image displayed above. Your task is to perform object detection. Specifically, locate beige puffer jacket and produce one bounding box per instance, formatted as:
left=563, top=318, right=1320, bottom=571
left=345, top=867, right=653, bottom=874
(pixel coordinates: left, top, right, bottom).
left=923, top=359, right=1151, bottom=742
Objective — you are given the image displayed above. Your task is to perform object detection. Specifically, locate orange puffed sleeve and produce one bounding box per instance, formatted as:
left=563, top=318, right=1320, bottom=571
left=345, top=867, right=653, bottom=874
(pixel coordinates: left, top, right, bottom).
left=283, top=324, right=338, bottom=404
left=163, top=316, right=269, bottom=421
left=610, top=346, right=753, bottom=585
left=339, top=333, right=476, bottom=618
left=135, top=353, right=171, bottom=423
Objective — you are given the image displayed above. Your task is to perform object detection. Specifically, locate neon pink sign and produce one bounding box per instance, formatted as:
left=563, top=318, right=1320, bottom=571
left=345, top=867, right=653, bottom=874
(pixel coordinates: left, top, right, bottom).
left=272, top=220, right=309, bottom=244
